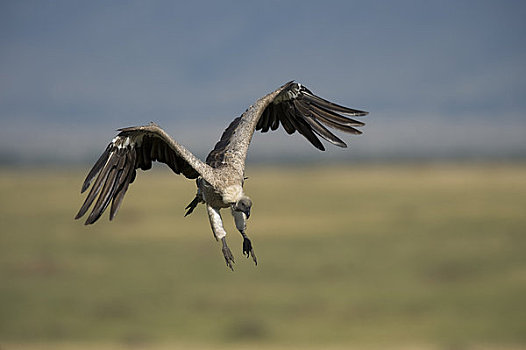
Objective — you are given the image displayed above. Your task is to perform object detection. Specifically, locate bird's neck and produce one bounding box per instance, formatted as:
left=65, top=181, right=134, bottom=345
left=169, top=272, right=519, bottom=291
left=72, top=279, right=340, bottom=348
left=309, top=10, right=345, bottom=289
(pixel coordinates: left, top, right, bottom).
left=222, top=185, right=243, bottom=204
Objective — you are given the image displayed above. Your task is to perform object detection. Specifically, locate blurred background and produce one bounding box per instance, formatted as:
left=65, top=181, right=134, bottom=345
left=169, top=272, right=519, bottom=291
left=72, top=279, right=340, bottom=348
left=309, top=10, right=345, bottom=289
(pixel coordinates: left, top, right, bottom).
left=1, top=1, right=525, bottom=349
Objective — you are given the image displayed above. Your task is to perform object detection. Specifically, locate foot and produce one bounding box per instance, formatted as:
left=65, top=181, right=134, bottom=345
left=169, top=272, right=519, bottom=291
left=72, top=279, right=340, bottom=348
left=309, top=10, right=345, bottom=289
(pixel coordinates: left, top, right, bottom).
left=242, top=235, right=258, bottom=266
left=221, top=237, right=235, bottom=271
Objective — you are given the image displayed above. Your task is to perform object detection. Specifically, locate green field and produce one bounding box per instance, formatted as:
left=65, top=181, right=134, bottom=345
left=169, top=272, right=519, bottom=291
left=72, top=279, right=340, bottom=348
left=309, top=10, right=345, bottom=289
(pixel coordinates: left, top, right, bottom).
left=1, top=164, right=525, bottom=349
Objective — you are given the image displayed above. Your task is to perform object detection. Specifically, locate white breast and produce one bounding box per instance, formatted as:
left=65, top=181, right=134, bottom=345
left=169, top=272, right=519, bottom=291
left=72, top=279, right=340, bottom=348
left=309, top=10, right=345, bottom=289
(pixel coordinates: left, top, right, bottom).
left=222, top=185, right=243, bottom=203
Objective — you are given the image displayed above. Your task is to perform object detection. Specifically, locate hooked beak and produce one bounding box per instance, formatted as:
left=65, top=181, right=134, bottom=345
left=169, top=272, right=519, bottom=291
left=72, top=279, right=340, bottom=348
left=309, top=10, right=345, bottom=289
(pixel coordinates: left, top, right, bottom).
left=243, top=208, right=250, bottom=219
left=232, top=204, right=250, bottom=219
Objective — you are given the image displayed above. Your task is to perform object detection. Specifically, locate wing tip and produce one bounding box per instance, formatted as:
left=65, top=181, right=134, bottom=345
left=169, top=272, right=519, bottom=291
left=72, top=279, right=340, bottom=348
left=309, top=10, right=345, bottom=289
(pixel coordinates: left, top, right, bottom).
left=84, top=219, right=94, bottom=225
left=337, top=141, right=348, bottom=148
left=349, top=110, right=368, bottom=117
left=80, top=182, right=90, bottom=194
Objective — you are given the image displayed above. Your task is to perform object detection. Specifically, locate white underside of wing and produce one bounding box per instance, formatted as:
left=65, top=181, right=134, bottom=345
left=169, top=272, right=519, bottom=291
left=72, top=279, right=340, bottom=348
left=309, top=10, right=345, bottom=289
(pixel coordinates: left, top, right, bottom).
left=112, top=134, right=144, bottom=149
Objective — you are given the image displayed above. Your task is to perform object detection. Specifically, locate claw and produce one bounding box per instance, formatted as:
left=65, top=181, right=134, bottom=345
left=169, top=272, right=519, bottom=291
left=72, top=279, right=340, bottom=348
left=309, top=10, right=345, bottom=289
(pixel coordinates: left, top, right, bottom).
left=221, top=238, right=235, bottom=271
left=242, top=236, right=258, bottom=266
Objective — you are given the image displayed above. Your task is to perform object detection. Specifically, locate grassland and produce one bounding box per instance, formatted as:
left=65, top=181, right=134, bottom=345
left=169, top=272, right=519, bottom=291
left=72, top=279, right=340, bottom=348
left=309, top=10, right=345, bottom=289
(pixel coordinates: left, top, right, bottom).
left=1, top=163, right=525, bottom=349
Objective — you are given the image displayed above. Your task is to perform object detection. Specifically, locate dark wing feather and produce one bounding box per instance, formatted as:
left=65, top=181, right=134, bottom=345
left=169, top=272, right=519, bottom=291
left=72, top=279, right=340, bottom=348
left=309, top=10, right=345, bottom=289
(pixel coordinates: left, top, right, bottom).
left=205, top=81, right=367, bottom=173
left=265, top=82, right=368, bottom=149
left=278, top=104, right=297, bottom=134
left=81, top=144, right=112, bottom=193
left=294, top=100, right=347, bottom=148
left=259, top=107, right=271, bottom=133
left=76, top=123, right=204, bottom=225
left=110, top=149, right=136, bottom=220
left=282, top=102, right=325, bottom=151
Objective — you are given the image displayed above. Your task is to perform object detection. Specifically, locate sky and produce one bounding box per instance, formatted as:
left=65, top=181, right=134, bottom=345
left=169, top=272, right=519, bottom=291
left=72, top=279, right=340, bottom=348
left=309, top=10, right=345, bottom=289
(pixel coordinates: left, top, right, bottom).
left=1, top=0, right=525, bottom=163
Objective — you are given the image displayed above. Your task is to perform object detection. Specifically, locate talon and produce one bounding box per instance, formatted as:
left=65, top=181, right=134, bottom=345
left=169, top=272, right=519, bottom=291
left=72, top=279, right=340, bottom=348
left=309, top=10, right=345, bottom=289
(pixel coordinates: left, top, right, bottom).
left=242, top=237, right=258, bottom=266
left=222, top=247, right=235, bottom=270
left=242, top=237, right=251, bottom=256
left=221, top=238, right=235, bottom=271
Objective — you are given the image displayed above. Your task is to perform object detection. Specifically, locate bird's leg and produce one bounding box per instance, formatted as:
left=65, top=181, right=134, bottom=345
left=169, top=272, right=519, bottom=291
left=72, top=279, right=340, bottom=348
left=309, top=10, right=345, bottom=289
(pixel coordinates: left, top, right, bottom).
left=207, top=205, right=235, bottom=270
left=232, top=209, right=257, bottom=265
left=241, top=232, right=257, bottom=265
left=221, top=237, right=235, bottom=271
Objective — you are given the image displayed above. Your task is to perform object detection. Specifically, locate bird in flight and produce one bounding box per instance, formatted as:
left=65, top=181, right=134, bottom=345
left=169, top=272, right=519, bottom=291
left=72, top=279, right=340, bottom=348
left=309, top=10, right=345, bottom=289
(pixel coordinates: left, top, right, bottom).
left=75, top=81, right=368, bottom=270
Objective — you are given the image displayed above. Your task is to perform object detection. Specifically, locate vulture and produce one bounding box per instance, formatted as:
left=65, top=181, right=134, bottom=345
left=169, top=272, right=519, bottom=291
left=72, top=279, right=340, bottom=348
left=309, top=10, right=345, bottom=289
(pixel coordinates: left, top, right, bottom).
left=75, top=81, right=368, bottom=269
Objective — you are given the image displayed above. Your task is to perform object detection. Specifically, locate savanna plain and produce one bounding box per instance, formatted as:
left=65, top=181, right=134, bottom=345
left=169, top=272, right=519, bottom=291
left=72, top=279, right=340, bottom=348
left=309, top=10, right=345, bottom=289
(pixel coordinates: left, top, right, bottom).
left=1, top=163, right=525, bottom=350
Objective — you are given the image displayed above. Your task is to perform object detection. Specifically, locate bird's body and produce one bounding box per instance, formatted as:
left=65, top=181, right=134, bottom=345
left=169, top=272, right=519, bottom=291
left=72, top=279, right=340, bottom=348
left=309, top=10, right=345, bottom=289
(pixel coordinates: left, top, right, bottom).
left=76, top=81, right=368, bottom=269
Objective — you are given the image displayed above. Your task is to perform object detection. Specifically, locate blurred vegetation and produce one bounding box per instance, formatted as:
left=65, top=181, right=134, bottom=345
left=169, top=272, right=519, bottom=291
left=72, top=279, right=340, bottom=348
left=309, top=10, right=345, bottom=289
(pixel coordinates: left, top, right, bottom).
left=1, top=164, right=525, bottom=349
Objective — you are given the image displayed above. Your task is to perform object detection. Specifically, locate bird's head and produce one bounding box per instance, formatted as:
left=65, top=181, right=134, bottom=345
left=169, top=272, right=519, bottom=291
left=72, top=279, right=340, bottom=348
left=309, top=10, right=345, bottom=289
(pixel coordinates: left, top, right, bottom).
left=233, top=195, right=252, bottom=219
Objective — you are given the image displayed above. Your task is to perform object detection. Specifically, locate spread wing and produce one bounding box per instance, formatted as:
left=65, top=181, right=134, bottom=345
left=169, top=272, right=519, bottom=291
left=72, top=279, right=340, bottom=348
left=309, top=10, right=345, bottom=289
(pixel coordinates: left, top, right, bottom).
left=206, top=81, right=368, bottom=169
left=75, top=123, right=213, bottom=225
